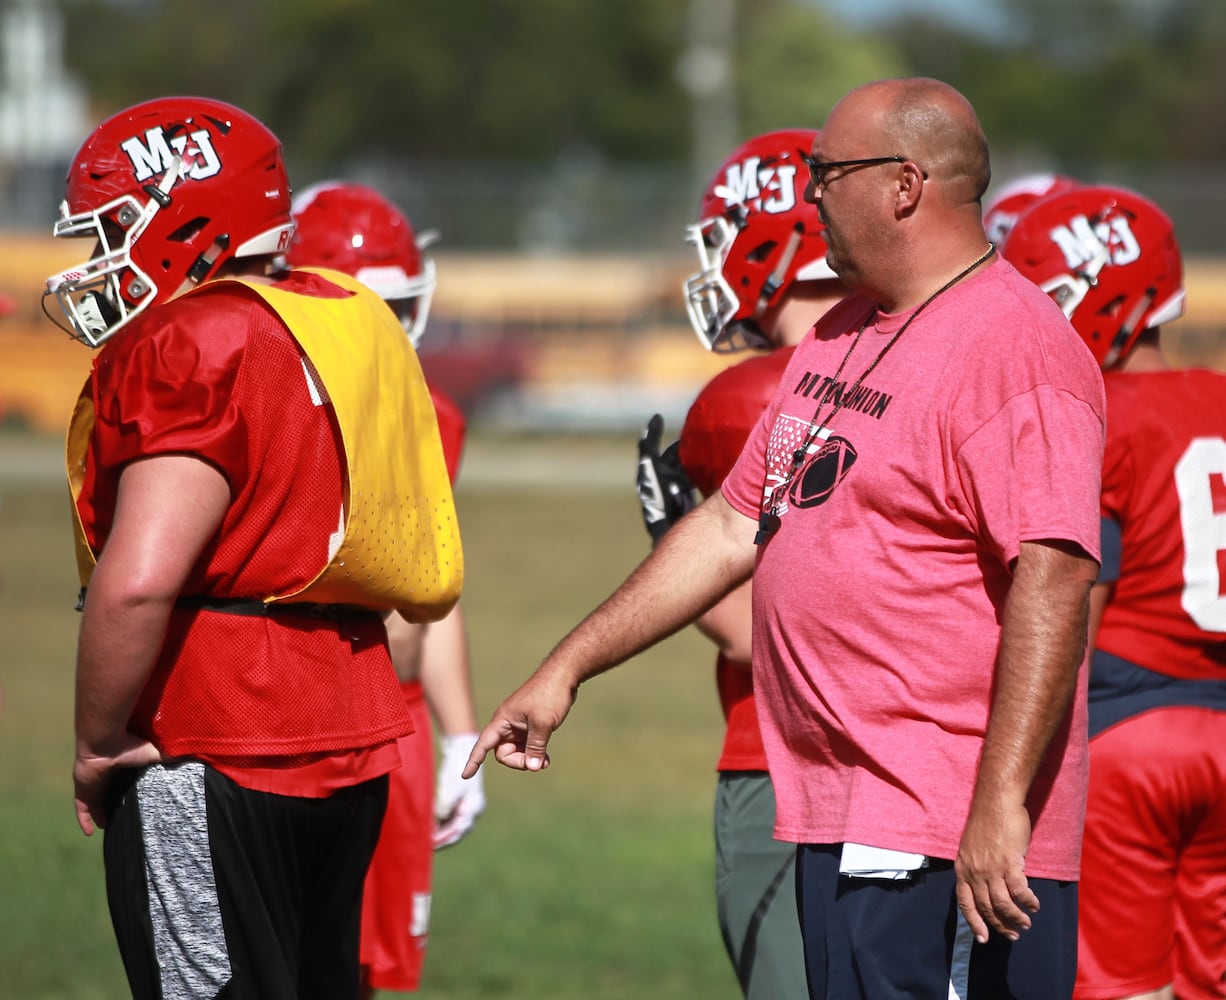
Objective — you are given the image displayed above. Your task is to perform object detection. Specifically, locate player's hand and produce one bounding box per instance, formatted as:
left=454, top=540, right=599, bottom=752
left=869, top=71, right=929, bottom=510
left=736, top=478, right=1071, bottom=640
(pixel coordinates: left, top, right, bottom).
left=463, top=665, right=577, bottom=777
left=433, top=732, right=486, bottom=849
left=73, top=733, right=162, bottom=837
left=636, top=414, right=695, bottom=542
left=954, top=795, right=1038, bottom=943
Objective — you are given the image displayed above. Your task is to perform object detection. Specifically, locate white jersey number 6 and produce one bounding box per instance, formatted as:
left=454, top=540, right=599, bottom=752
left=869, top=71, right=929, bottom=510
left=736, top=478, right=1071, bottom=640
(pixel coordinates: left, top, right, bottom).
left=1176, top=436, right=1226, bottom=632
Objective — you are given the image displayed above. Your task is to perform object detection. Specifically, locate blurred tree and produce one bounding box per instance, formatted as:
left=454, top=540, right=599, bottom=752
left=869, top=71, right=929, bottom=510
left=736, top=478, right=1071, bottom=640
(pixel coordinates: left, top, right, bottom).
left=52, top=0, right=1226, bottom=251
left=736, top=0, right=906, bottom=137
left=57, top=0, right=900, bottom=170
left=50, top=0, right=1226, bottom=170
left=271, top=0, right=697, bottom=163
left=60, top=0, right=696, bottom=165
left=59, top=0, right=275, bottom=115
left=879, top=0, right=1226, bottom=165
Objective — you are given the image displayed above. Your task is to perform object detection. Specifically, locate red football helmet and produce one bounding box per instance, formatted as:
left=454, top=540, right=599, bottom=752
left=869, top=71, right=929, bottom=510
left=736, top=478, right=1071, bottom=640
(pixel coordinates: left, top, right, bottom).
left=982, top=173, right=1079, bottom=246
left=1002, top=184, right=1185, bottom=369
left=45, top=96, right=294, bottom=348
left=287, top=181, right=437, bottom=347
left=679, top=347, right=795, bottom=497
left=684, top=130, right=833, bottom=354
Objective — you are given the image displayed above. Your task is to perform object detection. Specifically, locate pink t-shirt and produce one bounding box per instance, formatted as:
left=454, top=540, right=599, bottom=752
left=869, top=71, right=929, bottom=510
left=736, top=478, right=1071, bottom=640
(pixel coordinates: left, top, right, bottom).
left=722, top=256, right=1105, bottom=879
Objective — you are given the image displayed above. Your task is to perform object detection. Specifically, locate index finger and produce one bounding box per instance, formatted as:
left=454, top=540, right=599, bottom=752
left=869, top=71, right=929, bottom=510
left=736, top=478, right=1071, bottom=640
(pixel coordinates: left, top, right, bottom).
left=461, top=725, right=497, bottom=779
left=461, top=715, right=553, bottom=776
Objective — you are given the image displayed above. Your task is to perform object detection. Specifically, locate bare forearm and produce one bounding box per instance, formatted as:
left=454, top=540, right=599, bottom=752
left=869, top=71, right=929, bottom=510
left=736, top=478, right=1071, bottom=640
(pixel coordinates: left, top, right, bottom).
left=1087, top=581, right=1111, bottom=652
left=76, top=581, right=173, bottom=753
left=384, top=610, right=427, bottom=683
left=419, top=603, right=479, bottom=735
left=544, top=493, right=755, bottom=688
left=464, top=491, right=757, bottom=777
left=974, top=540, right=1096, bottom=806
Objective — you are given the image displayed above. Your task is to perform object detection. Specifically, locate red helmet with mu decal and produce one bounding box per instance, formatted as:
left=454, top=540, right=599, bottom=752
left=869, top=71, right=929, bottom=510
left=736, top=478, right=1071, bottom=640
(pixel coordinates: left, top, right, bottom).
left=684, top=130, right=834, bottom=354
left=982, top=172, right=1079, bottom=246
left=45, top=96, right=294, bottom=347
left=288, top=181, right=437, bottom=348
left=1003, top=184, right=1184, bottom=369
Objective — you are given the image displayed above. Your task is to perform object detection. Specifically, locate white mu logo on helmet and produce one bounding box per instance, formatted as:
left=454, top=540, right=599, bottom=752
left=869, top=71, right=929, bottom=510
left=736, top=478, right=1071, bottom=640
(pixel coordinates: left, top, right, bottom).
left=120, top=127, right=223, bottom=183
left=721, top=157, right=798, bottom=215
left=1049, top=212, right=1141, bottom=271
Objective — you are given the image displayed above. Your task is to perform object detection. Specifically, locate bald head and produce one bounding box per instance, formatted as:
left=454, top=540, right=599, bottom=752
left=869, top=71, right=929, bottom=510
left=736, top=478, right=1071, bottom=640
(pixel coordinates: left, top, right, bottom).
left=832, top=78, right=991, bottom=205
left=811, top=77, right=996, bottom=310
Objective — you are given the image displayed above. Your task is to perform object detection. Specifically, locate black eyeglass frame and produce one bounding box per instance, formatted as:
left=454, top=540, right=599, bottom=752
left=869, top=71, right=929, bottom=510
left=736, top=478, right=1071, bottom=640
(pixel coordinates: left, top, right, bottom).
left=798, top=151, right=928, bottom=187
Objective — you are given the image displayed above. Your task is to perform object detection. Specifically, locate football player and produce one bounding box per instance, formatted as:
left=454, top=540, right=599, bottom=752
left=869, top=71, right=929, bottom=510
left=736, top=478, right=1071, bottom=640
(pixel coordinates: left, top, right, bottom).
left=635, top=129, right=846, bottom=1000
left=1004, top=185, right=1226, bottom=1000
left=48, top=96, right=461, bottom=1000
left=288, top=181, right=485, bottom=998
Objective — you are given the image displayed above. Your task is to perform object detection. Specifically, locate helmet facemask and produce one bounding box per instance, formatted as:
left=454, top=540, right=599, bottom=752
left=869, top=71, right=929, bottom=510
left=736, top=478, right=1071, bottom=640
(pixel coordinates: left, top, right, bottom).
left=684, top=203, right=772, bottom=353
left=1038, top=230, right=1109, bottom=326
left=44, top=157, right=185, bottom=348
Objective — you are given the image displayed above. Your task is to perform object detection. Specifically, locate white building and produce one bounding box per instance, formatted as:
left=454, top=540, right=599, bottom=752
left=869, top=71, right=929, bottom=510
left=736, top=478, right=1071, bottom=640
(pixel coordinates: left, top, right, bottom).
left=0, top=0, right=89, bottom=226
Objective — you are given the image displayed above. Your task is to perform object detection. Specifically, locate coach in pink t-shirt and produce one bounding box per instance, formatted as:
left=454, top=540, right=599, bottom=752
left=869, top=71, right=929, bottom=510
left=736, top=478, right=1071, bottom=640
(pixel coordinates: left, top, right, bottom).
left=468, top=77, right=1105, bottom=1000
left=722, top=254, right=1103, bottom=877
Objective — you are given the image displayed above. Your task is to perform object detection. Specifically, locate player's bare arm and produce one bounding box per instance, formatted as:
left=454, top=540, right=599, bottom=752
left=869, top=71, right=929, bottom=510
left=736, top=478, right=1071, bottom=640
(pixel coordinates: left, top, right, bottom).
left=74, top=455, right=229, bottom=836
left=384, top=608, right=428, bottom=683
left=464, top=491, right=756, bottom=777
left=418, top=603, right=488, bottom=849
left=691, top=580, right=755, bottom=664
left=1087, top=579, right=1112, bottom=651
left=955, top=538, right=1097, bottom=943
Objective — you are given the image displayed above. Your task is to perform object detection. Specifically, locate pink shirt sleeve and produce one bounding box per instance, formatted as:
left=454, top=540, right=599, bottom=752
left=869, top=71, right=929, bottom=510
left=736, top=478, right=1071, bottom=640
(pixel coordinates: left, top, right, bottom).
left=951, top=383, right=1104, bottom=567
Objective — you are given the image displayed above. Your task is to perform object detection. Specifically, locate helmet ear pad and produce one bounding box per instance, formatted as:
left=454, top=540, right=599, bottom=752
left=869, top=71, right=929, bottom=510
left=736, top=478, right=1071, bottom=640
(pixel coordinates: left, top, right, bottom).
left=1001, top=184, right=1185, bottom=369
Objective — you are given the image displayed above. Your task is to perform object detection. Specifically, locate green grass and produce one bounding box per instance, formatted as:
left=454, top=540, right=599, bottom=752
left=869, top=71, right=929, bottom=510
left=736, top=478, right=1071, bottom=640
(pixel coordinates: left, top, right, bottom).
left=0, top=431, right=740, bottom=1000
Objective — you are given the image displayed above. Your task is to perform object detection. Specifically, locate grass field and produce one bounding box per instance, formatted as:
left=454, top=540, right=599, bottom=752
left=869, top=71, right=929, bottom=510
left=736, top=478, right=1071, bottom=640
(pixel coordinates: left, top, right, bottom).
left=0, top=430, right=739, bottom=1000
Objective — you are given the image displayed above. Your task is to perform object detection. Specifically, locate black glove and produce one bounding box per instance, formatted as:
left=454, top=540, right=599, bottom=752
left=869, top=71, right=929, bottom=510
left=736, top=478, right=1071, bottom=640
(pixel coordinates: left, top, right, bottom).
left=636, top=414, right=696, bottom=542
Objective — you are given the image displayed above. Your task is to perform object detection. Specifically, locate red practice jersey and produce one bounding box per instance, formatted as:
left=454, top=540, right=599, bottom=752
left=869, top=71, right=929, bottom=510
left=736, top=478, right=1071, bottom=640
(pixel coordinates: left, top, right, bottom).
left=680, top=347, right=795, bottom=771
left=428, top=383, right=466, bottom=484
left=1096, top=368, right=1226, bottom=680
left=76, top=272, right=412, bottom=788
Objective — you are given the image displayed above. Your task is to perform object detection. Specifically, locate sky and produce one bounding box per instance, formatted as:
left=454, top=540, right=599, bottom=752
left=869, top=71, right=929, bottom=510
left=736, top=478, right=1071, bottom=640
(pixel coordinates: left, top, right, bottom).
left=821, top=0, right=1011, bottom=39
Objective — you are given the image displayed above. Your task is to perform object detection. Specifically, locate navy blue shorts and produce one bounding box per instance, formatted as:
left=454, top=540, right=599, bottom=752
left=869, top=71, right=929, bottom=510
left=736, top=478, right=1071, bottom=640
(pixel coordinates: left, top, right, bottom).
left=796, top=844, right=1077, bottom=999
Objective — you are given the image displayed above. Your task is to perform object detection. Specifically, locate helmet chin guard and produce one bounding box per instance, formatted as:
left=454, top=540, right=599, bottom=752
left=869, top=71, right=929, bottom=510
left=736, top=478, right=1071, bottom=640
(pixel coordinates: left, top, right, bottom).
left=45, top=157, right=186, bottom=347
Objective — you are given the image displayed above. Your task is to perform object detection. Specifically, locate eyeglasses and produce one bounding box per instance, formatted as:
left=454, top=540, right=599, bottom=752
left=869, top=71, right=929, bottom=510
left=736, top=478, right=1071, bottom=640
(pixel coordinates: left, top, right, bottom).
left=798, top=152, right=927, bottom=188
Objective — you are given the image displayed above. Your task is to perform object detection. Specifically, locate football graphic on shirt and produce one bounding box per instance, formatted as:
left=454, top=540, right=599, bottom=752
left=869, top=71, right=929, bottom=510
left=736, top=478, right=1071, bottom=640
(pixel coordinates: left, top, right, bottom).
left=789, top=434, right=857, bottom=508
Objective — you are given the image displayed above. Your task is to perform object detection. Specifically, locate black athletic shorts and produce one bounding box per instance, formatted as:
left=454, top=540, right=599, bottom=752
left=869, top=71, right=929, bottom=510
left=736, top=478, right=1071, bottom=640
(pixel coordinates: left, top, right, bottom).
left=104, top=760, right=388, bottom=1000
